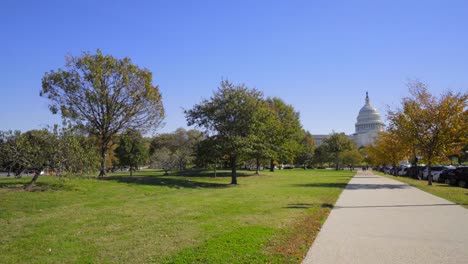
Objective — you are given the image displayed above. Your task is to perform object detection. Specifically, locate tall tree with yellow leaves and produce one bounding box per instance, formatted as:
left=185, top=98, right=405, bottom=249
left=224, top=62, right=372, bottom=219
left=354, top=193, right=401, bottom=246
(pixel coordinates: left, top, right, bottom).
left=367, top=130, right=409, bottom=175
left=388, top=81, right=468, bottom=185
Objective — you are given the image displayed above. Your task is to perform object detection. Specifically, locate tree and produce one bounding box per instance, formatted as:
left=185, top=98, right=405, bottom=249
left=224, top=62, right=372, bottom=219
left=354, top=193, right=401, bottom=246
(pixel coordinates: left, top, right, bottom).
left=340, top=149, right=363, bottom=170
left=0, top=131, right=18, bottom=176
left=194, top=136, right=224, bottom=177
left=322, top=132, right=354, bottom=170
left=185, top=80, right=265, bottom=184
left=15, top=130, right=55, bottom=191
left=359, top=147, right=372, bottom=167
left=265, top=97, right=303, bottom=171
left=150, top=147, right=177, bottom=175
left=313, top=144, right=330, bottom=168
left=56, top=128, right=100, bottom=175
left=247, top=100, right=280, bottom=174
left=115, top=129, right=148, bottom=176
left=150, top=128, right=203, bottom=170
left=41, top=50, right=164, bottom=177
left=367, top=131, right=409, bottom=175
left=295, top=130, right=316, bottom=169
left=388, top=81, right=468, bottom=184
left=456, top=145, right=468, bottom=165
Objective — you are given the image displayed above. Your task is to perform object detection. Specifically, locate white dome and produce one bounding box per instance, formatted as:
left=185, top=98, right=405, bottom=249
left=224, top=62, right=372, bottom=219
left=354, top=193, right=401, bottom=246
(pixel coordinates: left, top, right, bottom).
left=355, top=92, right=384, bottom=135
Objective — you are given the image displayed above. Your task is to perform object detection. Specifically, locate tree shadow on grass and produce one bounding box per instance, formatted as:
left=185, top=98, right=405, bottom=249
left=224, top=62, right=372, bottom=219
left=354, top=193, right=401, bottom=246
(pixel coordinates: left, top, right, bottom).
left=435, top=184, right=468, bottom=189
left=284, top=203, right=334, bottom=209
left=169, top=169, right=255, bottom=178
left=101, top=176, right=231, bottom=189
left=0, top=180, right=69, bottom=191
left=293, top=183, right=410, bottom=190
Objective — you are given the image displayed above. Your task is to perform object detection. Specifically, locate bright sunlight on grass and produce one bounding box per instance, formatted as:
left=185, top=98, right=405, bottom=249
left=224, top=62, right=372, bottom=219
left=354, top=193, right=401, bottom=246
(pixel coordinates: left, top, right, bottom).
left=0, top=169, right=354, bottom=263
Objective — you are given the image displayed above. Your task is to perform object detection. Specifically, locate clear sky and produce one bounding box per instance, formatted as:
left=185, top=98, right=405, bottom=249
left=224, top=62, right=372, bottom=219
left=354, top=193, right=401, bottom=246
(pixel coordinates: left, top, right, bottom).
left=1, top=0, right=468, bottom=135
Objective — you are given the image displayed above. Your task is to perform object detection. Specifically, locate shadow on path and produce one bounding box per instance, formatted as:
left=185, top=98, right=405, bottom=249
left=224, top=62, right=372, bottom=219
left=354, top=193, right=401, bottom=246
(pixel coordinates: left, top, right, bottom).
left=346, top=183, right=410, bottom=190
left=102, top=176, right=230, bottom=189
left=293, top=183, right=410, bottom=190
left=335, top=203, right=463, bottom=209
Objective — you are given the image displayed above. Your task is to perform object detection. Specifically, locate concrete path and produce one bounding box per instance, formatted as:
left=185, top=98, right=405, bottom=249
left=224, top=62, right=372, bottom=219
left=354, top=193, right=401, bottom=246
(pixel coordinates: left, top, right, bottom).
left=303, top=170, right=468, bottom=264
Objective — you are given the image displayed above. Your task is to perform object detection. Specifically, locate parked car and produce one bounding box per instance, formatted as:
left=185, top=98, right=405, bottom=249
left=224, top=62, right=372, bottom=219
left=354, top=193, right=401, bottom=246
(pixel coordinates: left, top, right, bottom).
left=406, top=166, right=425, bottom=179
left=383, top=166, right=393, bottom=174
left=398, top=166, right=410, bottom=176
left=438, top=168, right=457, bottom=183
left=422, top=166, right=455, bottom=182
left=446, top=167, right=468, bottom=188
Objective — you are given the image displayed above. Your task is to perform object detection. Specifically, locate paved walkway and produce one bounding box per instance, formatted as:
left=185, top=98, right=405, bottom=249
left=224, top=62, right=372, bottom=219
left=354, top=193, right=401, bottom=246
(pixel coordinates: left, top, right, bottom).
left=303, top=170, right=468, bottom=264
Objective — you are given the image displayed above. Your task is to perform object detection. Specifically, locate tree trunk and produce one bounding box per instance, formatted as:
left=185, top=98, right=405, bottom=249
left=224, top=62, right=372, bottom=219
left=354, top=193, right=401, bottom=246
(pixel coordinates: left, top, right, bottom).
left=255, top=158, right=260, bottom=175
left=214, top=158, right=218, bottom=178
left=24, top=170, right=40, bottom=191
left=99, top=144, right=107, bottom=177
left=427, top=165, right=433, bottom=185
left=130, top=168, right=133, bottom=177
left=231, top=156, right=237, bottom=185
left=270, top=159, right=275, bottom=172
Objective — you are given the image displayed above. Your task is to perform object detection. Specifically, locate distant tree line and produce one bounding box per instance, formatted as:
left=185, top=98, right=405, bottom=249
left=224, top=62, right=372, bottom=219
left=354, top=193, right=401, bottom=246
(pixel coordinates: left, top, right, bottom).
left=7, top=50, right=466, bottom=190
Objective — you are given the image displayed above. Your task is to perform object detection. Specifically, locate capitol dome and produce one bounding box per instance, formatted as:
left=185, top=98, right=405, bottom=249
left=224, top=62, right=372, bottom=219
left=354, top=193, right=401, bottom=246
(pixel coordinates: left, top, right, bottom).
left=352, top=92, right=385, bottom=146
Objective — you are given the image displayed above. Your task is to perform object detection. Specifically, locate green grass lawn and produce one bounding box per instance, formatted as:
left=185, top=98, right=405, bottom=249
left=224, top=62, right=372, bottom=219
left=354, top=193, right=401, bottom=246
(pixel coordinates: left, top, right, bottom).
left=0, top=169, right=354, bottom=263
left=375, top=172, right=468, bottom=209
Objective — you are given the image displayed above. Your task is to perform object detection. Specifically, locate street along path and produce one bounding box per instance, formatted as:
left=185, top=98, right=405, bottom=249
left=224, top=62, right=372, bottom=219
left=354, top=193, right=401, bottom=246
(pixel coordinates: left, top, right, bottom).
left=302, top=170, right=468, bottom=264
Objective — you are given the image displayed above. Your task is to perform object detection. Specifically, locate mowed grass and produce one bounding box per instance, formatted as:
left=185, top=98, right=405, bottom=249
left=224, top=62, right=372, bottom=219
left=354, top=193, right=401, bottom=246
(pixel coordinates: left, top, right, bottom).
left=0, top=169, right=354, bottom=263
left=375, top=172, right=468, bottom=208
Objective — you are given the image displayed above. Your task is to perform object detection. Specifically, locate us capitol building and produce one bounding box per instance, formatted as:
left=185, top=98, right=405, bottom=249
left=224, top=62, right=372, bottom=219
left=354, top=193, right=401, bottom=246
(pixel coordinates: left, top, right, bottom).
left=313, top=92, right=385, bottom=147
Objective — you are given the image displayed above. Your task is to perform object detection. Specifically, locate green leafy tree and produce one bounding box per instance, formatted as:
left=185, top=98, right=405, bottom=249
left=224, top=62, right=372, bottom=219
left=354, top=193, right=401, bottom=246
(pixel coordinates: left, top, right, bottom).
left=185, top=80, right=265, bottom=184
left=313, top=144, right=330, bottom=168
left=61, top=130, right=100, bottom=175
left=150, top=147, right=176, bottom=175
left=265, top=97, right=303, bottom=171
left=322, top=132, right=354, bottom=170
left=41, top=50, right=164, bottom=177
left=41, top=126, right=100, bottom=177
left=388, top=81, right=468, bottom=184
left=115, top=129, right=148, bottom=176
left=194, top=136, right=224, bottom=177
left=150, top=128, right=203, bottom=170
left=295, top=130, right=316, bottom=169
left=248, top=100, right=280, bottom=174
left=0, top=131, right=18, bottom=176
left=340, top=149, right=363, bottom=170
left=14, top=130, right=56, bottom=190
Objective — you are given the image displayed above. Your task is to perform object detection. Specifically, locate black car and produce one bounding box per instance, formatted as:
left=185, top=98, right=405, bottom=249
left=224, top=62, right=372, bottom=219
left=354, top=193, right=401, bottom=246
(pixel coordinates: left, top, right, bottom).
left=446, top=167, right=468, bottom=188
left=406, top=166, right=425, bottom=179
left=438, top=168, right=456, bottom=183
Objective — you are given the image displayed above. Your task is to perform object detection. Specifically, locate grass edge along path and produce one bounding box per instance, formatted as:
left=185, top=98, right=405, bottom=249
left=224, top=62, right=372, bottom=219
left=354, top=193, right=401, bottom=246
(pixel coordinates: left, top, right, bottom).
left=0, top=169, right=355, bottom=263
left=374, top=171, right=468, bottom=209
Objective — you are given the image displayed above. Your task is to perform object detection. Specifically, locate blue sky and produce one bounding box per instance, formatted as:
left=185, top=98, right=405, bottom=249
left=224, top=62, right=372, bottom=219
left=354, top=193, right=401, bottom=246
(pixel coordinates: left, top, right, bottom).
left=1, top=0, right=468, bottom=135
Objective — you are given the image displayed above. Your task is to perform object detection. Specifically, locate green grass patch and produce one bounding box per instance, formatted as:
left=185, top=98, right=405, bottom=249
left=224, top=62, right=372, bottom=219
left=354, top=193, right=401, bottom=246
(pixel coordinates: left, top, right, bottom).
left=0, top=169, right=354, bottom=263
left=375, top=172, right=468, bottom=208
